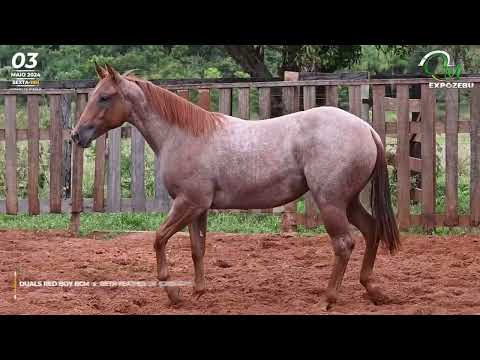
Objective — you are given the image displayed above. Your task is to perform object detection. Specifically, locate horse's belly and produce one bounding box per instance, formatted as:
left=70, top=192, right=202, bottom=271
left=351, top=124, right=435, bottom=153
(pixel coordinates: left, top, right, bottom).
left=210, top=173, right=308, bottom=209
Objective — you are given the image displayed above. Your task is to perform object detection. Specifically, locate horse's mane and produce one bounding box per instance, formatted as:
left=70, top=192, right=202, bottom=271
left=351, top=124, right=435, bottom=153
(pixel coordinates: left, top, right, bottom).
left=125, top=75, right=224, bottom=137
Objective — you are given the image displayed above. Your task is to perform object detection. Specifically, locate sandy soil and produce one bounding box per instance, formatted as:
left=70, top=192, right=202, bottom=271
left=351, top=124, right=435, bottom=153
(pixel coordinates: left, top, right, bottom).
left=1, top=229, right=479, bottom=314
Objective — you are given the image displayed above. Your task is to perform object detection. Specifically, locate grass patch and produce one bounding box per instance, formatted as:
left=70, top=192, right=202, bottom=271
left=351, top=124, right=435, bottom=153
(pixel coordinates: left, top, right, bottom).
left=0, top=212, right=327, bottom=237
left=0, top=212, right=476, bottom=238
left=0, top=211, right=330, bottom=237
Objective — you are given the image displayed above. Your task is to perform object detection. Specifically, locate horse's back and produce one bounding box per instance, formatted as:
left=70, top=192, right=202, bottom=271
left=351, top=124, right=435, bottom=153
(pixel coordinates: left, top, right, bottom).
left=205, top=107, right=377, bottom=209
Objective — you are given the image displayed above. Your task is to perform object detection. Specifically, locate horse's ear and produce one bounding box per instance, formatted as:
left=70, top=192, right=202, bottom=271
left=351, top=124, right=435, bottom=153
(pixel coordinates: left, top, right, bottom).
left=122, top=69, right=139, bottom=77
left=105, top=63, right=120, bottom=83
left=94, top=61, right=107, bottom=79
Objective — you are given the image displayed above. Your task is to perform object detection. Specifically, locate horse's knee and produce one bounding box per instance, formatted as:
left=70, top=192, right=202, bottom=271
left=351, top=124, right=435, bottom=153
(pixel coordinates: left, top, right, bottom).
left=154, top=230, right=167, bottom=251
left=331, top=233, right=355, bottom=258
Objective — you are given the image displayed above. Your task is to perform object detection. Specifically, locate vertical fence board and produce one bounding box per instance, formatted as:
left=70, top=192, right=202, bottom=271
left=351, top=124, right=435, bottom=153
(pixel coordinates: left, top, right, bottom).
left=326, top=85, right=338, bottom=107
left=107, top=127, right=122, bottom=212
left=445, top=88, right=459, bottom=226
left=131, top=126, right=146, bottom=212
left=372, top=85, right=386, bottom=148
left=421, top=84, right=436, bottom=230
left=219, top=88, right=232, bottom=115
left=90, top=90, right=106, bottom=212
left=259, top=87, right=271, bottom=120
left=27, top=95, right=40, bottom=215
left=93, top=135, right=106, bottom=212
left=197, top=89, right=210, bottom=110
left=281, top=86, right=298, bottom=232
left=360, top=85, right=370, bottom=121
left=396, top=84, right=411, bottom=229
left=238, top=88, right=250, bottom=119
left=70, top=94, right=87, bottom=232
left=61, top=94, right=72, bottom=199
left=348, top=85, right=362, bottom=117
left=5, top=95, right=17, bottom=214
left=49, top=95, right=63, bottom=213
left=303, top=86, right=319, bottom=228
left=470, top=86, right=480, bottom=226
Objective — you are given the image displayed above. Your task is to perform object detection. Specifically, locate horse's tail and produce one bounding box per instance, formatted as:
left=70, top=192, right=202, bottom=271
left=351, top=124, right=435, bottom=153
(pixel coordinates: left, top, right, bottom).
left=369, top=129, right=401, bottom=255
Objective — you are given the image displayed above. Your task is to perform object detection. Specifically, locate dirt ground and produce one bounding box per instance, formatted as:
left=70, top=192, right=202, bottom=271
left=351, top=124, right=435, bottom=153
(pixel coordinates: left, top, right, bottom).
left=1, top=229, right=479, bottom=315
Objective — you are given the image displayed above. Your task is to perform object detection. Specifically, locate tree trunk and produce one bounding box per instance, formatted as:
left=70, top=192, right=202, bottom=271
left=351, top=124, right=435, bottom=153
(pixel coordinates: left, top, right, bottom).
left=223, top=45, right=287, bottom=116
left=223, top=45, right=271, bottom=78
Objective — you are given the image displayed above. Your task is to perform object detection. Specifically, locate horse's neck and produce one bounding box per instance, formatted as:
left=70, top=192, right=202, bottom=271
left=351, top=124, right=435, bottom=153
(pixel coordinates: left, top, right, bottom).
left=128, top=107, right=176, bottom=155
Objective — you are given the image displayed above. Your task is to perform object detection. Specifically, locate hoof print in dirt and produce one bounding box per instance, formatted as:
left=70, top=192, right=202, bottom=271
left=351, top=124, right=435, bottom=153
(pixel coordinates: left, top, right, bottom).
left=215, top=259, right=232, bottom=268
left=114, top=301, right=139, bottom=314
left=133, top=298, right=148, bottom=307
left=113, top=258, right=129, bottom=266
left=363, top=290, right=391, bottom=306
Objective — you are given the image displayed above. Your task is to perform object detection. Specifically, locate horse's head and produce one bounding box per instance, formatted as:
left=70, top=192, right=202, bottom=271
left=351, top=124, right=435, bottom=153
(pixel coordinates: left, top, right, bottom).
left=71, top=63, right=136, bottom=148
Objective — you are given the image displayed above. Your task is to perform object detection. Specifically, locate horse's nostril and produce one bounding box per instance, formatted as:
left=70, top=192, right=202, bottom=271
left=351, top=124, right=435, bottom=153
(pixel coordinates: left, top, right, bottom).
left=71, top=132, right=79, bottom=143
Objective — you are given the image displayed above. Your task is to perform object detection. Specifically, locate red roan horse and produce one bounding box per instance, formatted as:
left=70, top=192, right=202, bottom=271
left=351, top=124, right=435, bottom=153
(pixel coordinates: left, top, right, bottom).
left=71, top=64, right=400, bottom=310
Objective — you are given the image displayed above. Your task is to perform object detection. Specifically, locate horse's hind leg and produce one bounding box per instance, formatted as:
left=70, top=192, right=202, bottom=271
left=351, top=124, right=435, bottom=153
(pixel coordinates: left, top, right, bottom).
left=316, top=202, right=355, bottom=310
left=347, top=196, right=386, bottom=305
left=155, top=197, right=206, bottom=305
left=188, top=211, right=207, bottom=298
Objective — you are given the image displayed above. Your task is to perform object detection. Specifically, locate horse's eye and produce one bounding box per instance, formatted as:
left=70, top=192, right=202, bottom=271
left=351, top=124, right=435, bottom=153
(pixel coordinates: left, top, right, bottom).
left=99, top=95, right=109, bottom=102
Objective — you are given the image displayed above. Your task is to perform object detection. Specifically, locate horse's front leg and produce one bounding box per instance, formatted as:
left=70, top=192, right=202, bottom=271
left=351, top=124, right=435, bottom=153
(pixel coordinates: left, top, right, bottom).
left=188, top=211, right=208, bottom=298
left=155, top=197, right=206, bottom=305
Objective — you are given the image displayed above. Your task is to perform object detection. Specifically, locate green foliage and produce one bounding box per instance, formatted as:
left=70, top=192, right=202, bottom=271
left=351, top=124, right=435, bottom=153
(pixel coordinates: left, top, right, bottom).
left=294, top=45, right=362, bottom=72
left=0, top=45, right=245, bottom=81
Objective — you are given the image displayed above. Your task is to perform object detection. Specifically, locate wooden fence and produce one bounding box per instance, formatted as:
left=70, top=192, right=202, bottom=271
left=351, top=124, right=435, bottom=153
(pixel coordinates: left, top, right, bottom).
left=1, top=76, right=480, bottom=233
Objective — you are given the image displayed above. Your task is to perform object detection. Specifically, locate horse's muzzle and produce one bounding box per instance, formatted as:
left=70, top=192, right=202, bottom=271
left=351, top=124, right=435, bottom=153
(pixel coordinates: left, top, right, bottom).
left=71, top=125, right=96, bottom=148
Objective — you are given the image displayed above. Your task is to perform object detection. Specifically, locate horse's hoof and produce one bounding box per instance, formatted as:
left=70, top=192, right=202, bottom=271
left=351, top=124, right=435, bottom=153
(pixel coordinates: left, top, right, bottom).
left=313, top=297, right=335, bottom=313
left=366, top=287, right=389, bottom=305
left=166, top=287, right=182, bottom=305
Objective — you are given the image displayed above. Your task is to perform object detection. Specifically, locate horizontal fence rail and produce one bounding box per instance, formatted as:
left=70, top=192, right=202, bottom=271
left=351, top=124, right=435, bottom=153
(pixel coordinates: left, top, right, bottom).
left=1, top=76, right=480, bottom=232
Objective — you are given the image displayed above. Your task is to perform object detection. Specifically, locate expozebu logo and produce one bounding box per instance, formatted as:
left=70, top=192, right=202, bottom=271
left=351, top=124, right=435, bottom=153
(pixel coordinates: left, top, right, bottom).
left=418, top=50, right=474, bottom=89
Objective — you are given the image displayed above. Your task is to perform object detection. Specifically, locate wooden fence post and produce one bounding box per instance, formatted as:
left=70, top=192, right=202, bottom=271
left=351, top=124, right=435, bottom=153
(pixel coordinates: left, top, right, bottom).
left=107, top=127, right=122, bottom=212
left=49, top=95, right=63, bottom=213
left=396, top=84, right=411, bottom=230
left=5, top=95, right=18, bottom=214
left=61, top=94, right=72, bottom=199
left=445, top=88, right=459, bottom=226
left=421, top=84, right=436, bottom=231
left=70, top=93, right=87, bottom=234
left=27, top=95, right=40, bottom=215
